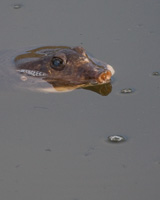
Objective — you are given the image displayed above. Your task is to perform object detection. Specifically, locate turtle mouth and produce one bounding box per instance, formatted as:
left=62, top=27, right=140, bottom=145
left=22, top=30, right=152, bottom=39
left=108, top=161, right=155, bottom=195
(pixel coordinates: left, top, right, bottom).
left=97, top=64, right=115, bottom=84
left=97, top=70, right=112, bottom=83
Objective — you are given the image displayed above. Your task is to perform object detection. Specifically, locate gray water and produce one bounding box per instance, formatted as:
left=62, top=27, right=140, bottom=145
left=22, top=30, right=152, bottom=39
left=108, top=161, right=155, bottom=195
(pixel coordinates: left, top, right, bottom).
left=0, top=0, right=160, bottom=200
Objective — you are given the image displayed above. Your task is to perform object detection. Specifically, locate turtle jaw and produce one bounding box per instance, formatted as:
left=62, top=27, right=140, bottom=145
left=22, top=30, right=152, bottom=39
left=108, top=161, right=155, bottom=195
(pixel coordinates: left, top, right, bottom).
left=97, top=70, right=112, bottom=83
left=96, top=65, right=115, bottom=84
left=106, top=64, right=115, bottom=76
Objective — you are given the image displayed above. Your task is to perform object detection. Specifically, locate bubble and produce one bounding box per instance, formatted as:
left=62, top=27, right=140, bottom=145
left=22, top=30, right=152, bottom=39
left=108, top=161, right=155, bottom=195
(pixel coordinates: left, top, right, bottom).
left=108, top=135, right=126, bottom=143
left=13, top=4, right=22, bottom=9
left=152, top=72, right=160, bottom=76
left=121, top=88, right=134, bottom=94
left=20, top=76, right=27, bottom=81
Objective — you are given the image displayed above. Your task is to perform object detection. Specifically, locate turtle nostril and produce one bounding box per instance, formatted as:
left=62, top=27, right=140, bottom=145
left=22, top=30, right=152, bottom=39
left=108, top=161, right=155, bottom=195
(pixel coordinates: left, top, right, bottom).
left=97, top=70, right=112, bottom=83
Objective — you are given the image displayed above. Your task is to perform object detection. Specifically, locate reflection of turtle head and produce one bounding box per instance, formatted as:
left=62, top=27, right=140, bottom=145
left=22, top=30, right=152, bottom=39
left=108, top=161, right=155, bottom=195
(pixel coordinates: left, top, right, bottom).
left=83, top=83, right=112, bottom=96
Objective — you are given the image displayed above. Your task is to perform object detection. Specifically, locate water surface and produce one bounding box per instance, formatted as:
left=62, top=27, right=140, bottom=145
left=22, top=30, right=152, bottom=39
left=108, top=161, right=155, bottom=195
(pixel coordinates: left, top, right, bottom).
left=0, top=0, right=160, bottom=200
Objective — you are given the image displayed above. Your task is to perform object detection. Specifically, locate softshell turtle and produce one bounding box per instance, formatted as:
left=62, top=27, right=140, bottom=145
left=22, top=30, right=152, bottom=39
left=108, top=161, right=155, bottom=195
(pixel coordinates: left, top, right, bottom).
left=14, top=46, right=115, bottom=95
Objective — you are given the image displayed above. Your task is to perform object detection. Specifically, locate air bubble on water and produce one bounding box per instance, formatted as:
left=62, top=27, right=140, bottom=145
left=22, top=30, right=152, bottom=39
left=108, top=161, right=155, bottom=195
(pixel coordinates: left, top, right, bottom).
left=152, top=72, right=160, bottom=76
left=21, top=76, right=27, bottom=81
left=13, top=4, right=22, bottom=9
left=121, top=88, right=133, bottom=94
left=108, top=135, right=126, bottom=143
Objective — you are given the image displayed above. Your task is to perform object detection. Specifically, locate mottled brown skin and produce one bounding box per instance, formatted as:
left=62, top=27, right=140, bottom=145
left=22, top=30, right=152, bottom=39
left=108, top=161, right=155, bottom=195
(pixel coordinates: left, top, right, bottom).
left=15, top=46, right=113, bottom=88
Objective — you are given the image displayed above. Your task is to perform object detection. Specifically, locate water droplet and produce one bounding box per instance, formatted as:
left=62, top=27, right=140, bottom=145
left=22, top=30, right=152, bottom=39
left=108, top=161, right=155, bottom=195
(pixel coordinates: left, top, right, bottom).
left=152, top=72, right=160, bottom=76
left=121, top=88, right=134, bottom=94
left=20, top=76, right=27, bottom=81
left=13, top=4, right=22, bottom=9
left=108, top=135, right=126, bottom=143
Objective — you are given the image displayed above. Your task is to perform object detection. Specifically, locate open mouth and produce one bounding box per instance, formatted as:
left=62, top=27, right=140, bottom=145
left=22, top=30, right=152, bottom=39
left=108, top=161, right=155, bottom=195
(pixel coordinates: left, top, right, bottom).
left=97, top=65, right=115, bottom=83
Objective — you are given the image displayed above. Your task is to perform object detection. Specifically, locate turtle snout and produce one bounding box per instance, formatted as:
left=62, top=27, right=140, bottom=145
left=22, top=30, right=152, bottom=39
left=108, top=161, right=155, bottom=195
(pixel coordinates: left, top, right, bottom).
left=97, top=64, right=115, bottom=83
left=97, top=70, right=112, bottom=83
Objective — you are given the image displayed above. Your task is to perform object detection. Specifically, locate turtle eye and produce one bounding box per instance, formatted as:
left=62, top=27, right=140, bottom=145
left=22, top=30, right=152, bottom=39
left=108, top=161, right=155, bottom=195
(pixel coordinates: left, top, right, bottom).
left=51, top=57, right=64, bottom=70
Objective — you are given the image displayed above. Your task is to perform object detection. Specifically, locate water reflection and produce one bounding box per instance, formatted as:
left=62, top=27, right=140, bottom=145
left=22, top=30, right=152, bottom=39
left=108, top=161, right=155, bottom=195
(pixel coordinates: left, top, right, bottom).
left=83, top=83, right=112, bottom=96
